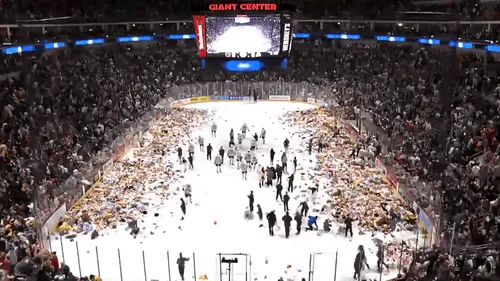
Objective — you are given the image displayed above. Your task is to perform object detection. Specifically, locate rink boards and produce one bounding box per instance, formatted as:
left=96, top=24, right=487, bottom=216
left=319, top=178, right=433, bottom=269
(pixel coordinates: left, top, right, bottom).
left=170, top=95, right=329, bottom=107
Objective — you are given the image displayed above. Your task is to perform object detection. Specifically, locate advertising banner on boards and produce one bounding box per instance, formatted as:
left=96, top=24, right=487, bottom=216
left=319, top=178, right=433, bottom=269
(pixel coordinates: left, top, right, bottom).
left=229, top=96, right=244, bottom=100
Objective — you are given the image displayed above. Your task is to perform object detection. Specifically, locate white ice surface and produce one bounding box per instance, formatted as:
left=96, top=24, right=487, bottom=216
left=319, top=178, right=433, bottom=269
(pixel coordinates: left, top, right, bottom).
left=50, top=102, right=413, bottom=281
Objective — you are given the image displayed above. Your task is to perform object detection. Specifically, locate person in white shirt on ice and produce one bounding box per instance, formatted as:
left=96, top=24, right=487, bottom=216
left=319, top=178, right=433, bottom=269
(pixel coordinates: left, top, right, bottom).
left=250, top=139, right=257, bottom=151
left=260, top=128, right=266, bottom=144
left=184, top=184, right=192, bottom=203
left=240, top=161, right=248, bottom=180
left=237, top=132, right=243, bottom=145
left=251, top=153, right=258, bottom=170
left=227, top=146, right=236, bottom=165
left=241, top=123, right=248, bottom=138
left=236, top=149, right=242, bottom=169
left=188, top=143, right=195, bottom=157
left=244, top=151, right=251, bottom=166
left=211, top=123, right=217, bottom=137
left=214, top=154, right=222, bottom=173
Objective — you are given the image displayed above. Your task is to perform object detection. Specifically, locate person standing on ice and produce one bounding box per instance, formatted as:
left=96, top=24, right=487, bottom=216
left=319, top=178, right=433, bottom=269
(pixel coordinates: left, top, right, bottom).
left=250, top=138, right=257, bottom=151
left=237, top=132, right=243, bottom=145
left=180, top=198, right=186, bottom=219
left=345, top=214, right=354, bottom=237
left=266, top=211, right=277, bottom=236
left=258, top=166, right=265, bottom=187
left=240, top=161, right=248, bottom=180
left=241, top=123, right=248, bottom=138
left=251, top=153, right=258, bottom=170
left=353, top=245, right=369, bottom=280
left=281, top=152, right=288, bottom=173
left=257, top=204, right=263, bottom=220
left=227, top=146, right=236, bottom=165
left=198, top=136, right=204, bottom=152
left=293, top=156, right=297, bottom=171
left=177, top=253, right=190, bottom=281
left=318, top=136, right=324, bottom=153
left=214, top=154, right=222, bottom=173
left=253, top=133, right=258, bottom=142
left=270, top=148, right=275, bottom=165
left=276, top=164, right=283, bottom=184
left=261, top=128, right=266, bottom=144
left=177, top=147, right=183, bottom=163
left=207, top=143, right=212, bottom=160
left=248, top=191, right=254, bottom=212
left=266, top=167, right=274, bottom=186
left=236, top=148, right=242, bottom=169
left=229, top=129, right=235, bottom=143
left=184, top=184, right=192, bottom=203
left=275, top=183, right=283, bottom=201
left=211, top=123, right=217, bottom=137
left=300, top=201, right=309, bottom=216
left=282, top=212, right=292, bottom=238
left=182, top=157, right=188, bottom=172
left=188, top=154, right=194, bottom=170
left=294, top=212, right=302, bottom=234
left=287, top=173, right=295, bottom=193
left=188, top=142, right=195, bottom=158
left=283, top=138, right=290, bottom=152
left=283, top=192, right=290, bottom=212
left=308, top=139, right=313, bottom=155
left=219, top=146, right=225, bottom=164
left=244, top=151, right=251, bottom=166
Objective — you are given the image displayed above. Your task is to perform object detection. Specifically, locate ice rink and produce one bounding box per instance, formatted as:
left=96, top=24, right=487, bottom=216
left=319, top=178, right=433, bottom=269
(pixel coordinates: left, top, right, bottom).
left=50, top=101, right=406, bottom=281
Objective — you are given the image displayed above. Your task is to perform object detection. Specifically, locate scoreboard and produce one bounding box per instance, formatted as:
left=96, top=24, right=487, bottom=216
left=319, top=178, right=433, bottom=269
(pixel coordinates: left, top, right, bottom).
left=192, top=2, right=294, bottom=71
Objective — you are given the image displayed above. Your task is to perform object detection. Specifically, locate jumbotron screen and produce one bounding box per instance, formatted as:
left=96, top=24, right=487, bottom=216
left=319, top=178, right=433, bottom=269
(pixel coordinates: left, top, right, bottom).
left=205, top=16, right=282, bottom=57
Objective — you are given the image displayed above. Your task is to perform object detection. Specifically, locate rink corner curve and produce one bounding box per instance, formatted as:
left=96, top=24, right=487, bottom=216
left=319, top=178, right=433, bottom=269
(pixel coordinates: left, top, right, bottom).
left=45, top=94, right=324, bottom=237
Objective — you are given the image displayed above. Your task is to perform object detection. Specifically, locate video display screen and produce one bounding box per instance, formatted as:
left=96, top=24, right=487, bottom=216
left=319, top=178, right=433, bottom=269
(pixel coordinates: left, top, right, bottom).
left=205, top=16, right=282, bottom=56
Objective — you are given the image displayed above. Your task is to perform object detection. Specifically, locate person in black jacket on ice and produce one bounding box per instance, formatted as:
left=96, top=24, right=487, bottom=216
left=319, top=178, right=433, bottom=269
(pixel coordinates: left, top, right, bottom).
left=276, top=164, right=283, bottom=184
left=376, top=245, right=389, bottom=273
left=180, top=198, right=186, bottom=219
left=248, top=191, right=254, bottom=212
left=353, top=245, right=369, bottom=279
left=293, top=156, right=297, bottom=171
left=177, top=147, right=183, bottom=163
left=282, top=212, right=292, bottom=238
left=345, top=214, right=353, bottom=237
left=207, top=144, right=212, bottom=160
left=283, top=192, right=290, bottom=212
left=257, top=204, right=263, bottom=220
left=270, top=149, right=275, bottom=165
left=300, top=201, right=309, bottom=216
left=266, top=211, right=277, bottom=236
left=177, top=253, right=190, bottom=281
left=294, top=212, right=302, bottom=234
left=276, top=183, right=283, bottom=201
left=287, top=173, right=295, bottom=192
left=188, top=154, right=194, bottom=169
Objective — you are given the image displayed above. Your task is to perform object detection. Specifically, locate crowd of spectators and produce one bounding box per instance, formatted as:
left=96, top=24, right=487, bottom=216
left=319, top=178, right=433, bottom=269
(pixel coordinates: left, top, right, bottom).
left=0, top=1, right=500, bottom=281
